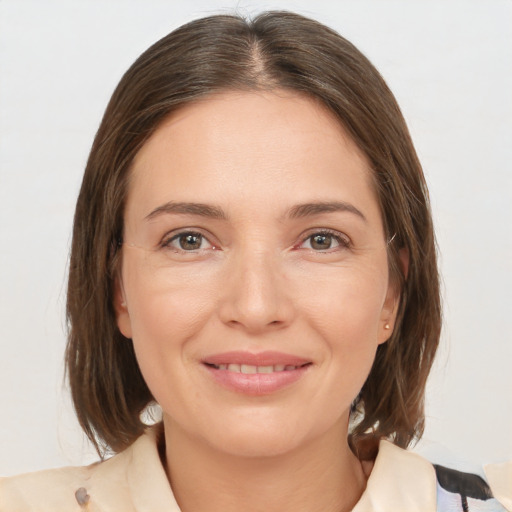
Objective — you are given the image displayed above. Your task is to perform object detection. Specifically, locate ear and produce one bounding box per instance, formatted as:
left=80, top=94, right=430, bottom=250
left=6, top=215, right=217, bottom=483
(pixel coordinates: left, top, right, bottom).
left=114, top=276, right=133, bottom=339
left=378, top=247, right=409, bottom=345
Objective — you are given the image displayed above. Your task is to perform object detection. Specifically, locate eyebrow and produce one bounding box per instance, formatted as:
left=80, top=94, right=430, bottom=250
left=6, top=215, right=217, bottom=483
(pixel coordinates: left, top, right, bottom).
left=287, top=201, right=367, bottom=222
left=145, top=200, right=366, bottom=222
left=145, top=201, right=228, bottom=221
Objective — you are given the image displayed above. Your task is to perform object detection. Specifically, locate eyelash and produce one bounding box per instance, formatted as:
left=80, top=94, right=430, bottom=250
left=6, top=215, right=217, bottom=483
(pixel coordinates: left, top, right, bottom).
left=160, top=228, right=350, bottom=253
left=296, top=229, right=351, bottom=252
left=160, top=230, right=216, bottom=253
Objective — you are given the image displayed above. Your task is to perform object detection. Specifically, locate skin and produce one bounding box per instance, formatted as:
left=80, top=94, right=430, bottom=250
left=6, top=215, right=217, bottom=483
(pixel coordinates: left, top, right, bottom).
left=115, top=90, right=402, bottom=512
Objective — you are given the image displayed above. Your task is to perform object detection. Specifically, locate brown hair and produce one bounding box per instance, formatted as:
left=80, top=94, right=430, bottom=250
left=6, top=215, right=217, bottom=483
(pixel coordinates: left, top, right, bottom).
left=66, top=11, right=441, bottom=457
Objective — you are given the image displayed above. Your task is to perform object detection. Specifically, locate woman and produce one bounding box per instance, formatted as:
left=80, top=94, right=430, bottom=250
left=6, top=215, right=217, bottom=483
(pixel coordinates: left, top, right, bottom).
left=1, top=11, right=510, bottom=512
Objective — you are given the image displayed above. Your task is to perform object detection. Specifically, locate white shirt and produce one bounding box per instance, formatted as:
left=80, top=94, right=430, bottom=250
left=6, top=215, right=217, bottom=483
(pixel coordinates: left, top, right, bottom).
left=1, top=426, right=510, bottom=511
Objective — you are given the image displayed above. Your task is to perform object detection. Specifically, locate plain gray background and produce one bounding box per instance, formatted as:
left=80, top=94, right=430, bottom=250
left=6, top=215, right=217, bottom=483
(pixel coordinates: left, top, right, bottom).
left=1, top=0, right=511, bottom=476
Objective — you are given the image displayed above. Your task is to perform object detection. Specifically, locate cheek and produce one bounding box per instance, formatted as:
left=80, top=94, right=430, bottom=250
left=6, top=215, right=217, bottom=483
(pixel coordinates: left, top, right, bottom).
left=298, top=263, right=388, bottom=337
left=121, top=262, right=218, bottom=392
left=123, top=255, right=218, bottom=335
left=128, top=288, right=213, bottom=355
left=296, top=265, right=388, bottom=386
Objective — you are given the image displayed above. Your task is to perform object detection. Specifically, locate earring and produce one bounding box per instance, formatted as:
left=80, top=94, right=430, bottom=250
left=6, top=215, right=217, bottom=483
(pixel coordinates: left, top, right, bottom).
left=384, top=323, right=390, bottom=330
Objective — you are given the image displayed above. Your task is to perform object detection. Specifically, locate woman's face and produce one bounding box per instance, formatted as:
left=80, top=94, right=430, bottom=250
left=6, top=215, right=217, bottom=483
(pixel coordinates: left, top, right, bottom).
left=116, top=90, right=400, bottom=457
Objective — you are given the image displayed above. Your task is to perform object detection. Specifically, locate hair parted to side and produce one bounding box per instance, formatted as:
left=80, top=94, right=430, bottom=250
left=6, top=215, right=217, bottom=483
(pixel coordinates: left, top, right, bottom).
left=66, top=11, right=441, bottom=458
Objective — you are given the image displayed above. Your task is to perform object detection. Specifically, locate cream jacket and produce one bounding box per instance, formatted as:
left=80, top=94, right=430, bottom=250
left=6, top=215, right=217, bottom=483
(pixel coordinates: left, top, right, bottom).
left=1, top=427, right=511, bottom=511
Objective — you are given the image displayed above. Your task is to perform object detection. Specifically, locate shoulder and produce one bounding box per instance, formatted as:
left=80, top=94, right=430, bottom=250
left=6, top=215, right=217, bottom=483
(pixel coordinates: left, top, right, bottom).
left=0, top=448, right=135, bottom=512
left=355, top=441, right=512, bottom=512
left=354, top=440, right=438, bottom=511
left=0, top=464, right=94, bottom=511
left=434, top=463, right=511, bottom=512
left=0, top=425, right=178, bottom=512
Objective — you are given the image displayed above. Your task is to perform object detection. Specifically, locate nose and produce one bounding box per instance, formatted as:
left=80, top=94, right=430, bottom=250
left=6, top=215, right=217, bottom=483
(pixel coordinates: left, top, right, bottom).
left=218, top=247, right=295, bottom=334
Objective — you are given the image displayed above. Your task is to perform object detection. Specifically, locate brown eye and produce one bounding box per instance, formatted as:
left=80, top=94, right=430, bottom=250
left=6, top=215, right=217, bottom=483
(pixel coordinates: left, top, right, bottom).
left=298, top=231, right=349, bottom=252
left=310, top=234, right=334, bottom=250
left=164, top=231, right=211, bottom=251
left=178, top=233, right=203, bottom=250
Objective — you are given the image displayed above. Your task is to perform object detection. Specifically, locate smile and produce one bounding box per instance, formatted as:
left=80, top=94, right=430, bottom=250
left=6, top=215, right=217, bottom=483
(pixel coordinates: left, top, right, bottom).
left=208, top=363, right=307, bottom=373
left=202, top=352, right=312, bottom=395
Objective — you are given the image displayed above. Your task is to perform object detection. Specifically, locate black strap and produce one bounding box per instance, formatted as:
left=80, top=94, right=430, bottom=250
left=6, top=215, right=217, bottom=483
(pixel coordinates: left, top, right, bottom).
left=434, top=464, right=494, bottom=501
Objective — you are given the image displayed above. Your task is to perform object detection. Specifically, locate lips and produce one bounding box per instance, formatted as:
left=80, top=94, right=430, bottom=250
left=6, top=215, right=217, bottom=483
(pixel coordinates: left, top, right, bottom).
left=208, top=363, right=305, bottom=373
left=202, top=351, right=311, bottom=395
left=203, top=350, right=310, bottom=367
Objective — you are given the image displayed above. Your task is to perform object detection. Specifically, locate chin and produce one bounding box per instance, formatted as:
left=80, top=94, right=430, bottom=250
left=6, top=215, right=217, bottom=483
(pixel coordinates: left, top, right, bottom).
left=207, top=427, right=307, bottom=459
left=201, top=409, right=346, bottom=460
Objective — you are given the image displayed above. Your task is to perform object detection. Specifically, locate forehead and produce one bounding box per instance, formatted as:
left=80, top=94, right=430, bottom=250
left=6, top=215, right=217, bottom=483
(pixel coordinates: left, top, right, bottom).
left=127, top=90, right=379, bottom=223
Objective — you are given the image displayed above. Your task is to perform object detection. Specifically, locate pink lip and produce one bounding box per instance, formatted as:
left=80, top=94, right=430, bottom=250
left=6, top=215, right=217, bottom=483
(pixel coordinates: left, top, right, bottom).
left=203, top=351, right=309, bottom=367
left=202, top=351, right=311, bottom=396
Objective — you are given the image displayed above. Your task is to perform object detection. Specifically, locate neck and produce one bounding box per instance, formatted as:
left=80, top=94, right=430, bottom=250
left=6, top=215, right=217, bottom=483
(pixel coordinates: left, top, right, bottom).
left=163, top=418, right=368, bottom=512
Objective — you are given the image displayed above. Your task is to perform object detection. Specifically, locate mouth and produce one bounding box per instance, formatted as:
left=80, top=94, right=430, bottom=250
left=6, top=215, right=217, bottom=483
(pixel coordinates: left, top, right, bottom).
left=205, top=362, right=310, bottom=373
left=201, top=351, right=312, bottom=395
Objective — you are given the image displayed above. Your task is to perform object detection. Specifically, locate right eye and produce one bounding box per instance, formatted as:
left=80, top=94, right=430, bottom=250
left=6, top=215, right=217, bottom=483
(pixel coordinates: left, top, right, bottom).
left=162, top=231, right=214, bottom=252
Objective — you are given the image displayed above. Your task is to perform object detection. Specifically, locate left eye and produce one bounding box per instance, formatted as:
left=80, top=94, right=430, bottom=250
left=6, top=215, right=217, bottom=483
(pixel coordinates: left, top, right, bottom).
left=300, top=232, right=348, bottom=251
left=164, top=232, right=212, bottom=251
